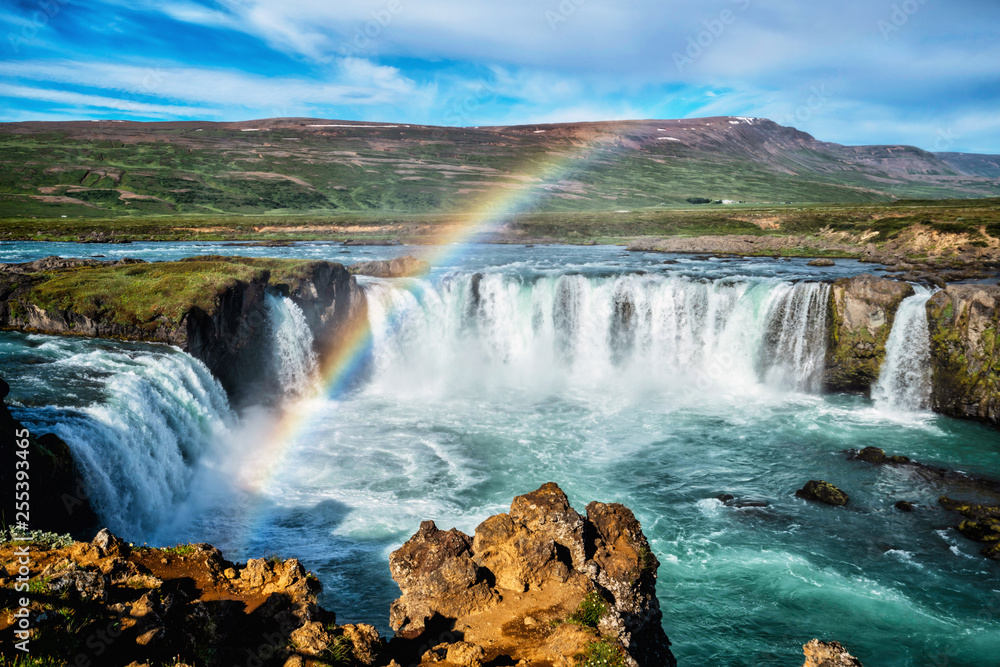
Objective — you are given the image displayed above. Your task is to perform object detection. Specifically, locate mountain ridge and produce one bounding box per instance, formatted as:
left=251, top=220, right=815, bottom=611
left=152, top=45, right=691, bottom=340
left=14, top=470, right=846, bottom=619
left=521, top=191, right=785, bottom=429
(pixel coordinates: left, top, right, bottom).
left=1, top=116, right=998, bottom=218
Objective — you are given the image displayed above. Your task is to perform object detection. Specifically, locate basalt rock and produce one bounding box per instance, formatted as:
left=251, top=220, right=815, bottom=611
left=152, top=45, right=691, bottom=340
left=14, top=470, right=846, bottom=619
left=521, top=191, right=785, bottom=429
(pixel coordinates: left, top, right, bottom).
left=825, top=274, right=913, bottom=393
left=796, top=480, right=849, bottom=506
left=387, top=482, right=675, bottom=667
left=0, top=531, right=383, bottom=667
left=801, top=639, right=864, bottom=667
left=939, top=496, right=1000, bottom=560
left=347, top=255, right=430, bottom=278
left=0, top=256, right=367, bottom=408
left=848, top=447, right=910, bottom=465
left=926, top=284, right=1000, bottom=425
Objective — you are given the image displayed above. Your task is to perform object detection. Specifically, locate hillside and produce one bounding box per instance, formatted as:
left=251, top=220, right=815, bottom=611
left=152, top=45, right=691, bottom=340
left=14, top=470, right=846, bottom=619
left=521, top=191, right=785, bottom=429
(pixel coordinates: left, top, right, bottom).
left=1, top=116, right=999, bottom=219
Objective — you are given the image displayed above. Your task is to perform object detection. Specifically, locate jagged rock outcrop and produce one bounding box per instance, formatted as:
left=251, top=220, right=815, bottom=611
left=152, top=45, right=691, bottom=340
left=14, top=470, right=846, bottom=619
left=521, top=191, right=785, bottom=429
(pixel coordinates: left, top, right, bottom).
left=0, top=256, right=367, bottom=406
left=926, top=284, right=1000, bottom=425
left=939, top=496, right=1000, bottom=560
left=0, top=530, right=383, bottom=666
left=824, top=274, right=914, bottom=393
left=801, top=639, right=864, bottom=667
left=348, top=255, right=430, bottom=278
left=0, top=377, right=97, bottom=536
left=796, top=480, right=849, bottom=506
left=387, top=482, right=675, bottom=667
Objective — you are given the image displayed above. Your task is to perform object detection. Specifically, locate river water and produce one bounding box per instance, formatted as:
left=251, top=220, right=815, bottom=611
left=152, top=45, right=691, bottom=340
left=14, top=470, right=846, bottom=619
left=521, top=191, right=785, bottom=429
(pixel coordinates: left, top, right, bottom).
left=2, top=242, right=998, bottom=666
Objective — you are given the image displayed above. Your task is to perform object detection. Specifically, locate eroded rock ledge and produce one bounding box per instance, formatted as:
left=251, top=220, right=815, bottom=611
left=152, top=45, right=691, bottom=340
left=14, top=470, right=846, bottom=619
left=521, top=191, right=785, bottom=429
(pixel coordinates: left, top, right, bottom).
left=387, top=482, right=676, bottom=667
left=0, top=256, right=367, bottom=406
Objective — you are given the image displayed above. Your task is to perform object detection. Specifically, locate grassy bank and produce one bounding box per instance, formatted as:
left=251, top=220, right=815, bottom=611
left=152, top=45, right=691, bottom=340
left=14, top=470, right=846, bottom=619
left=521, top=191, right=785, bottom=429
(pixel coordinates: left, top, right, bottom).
left=3, top=256, right=329, bottom=329
left=3, top=199, right=1000, bottom=249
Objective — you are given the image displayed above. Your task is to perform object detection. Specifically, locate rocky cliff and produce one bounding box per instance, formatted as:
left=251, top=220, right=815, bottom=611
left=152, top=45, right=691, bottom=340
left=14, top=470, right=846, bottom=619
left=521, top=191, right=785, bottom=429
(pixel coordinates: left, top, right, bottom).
left=0, top=529, right=382, bottom=667
left=387, top=482, right=675, bottom=667
left=926, top=284, right=1000, bottom=424
left=0, top=256, right=367, bottom=406
left=824, top=274, right=914, bottom=393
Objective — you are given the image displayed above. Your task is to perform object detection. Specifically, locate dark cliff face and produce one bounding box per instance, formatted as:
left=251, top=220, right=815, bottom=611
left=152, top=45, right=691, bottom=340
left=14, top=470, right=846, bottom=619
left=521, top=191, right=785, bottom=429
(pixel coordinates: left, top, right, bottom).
left=0, top=377, right=98, bottom=537
left=0, top=258, right=368, bottom=409
left=183, top=272, right=275, bottom=407
left=824, top=274, right=914, bottom=393
left=926, top=284, right=1000, bottom=425
left=284, top=261, right=368, bottom=365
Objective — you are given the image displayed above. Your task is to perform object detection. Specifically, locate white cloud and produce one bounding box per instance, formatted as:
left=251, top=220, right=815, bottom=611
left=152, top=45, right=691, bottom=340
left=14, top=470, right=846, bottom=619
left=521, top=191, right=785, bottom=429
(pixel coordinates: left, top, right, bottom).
left=0, top=59, right=425, bottom=111
left=0, top=84, right=218, bottom=116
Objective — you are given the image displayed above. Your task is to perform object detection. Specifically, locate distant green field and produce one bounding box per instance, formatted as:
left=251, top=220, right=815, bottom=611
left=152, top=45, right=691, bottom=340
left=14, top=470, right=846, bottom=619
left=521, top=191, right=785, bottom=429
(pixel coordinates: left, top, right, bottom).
left=3, top=199, right=1000, bottom=250
left=3, top=121, right=1000, bottom=226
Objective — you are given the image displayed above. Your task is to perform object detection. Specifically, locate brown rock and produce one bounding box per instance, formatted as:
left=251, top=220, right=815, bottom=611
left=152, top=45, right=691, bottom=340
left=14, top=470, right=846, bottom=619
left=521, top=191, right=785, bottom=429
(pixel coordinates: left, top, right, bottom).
left=388, top=520, right=499, bottom=639
left=341, top=624, right=383, bottom=665
left=801, top=639, right=864, bottom=666
left=446, top=641, right=486, bottom=667
left=288, top=621, right=332, bottom=657
left=388, top=483, right=675, bottom=667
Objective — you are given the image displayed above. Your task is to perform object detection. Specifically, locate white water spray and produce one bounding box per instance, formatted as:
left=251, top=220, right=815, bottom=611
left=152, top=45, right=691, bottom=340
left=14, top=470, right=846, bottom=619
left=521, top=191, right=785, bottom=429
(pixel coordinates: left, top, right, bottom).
left=361, top=273, right=830, bottom=396
left=266, top=294, right=318, bottom=398
left=36, top=348, right=233, bottom=537
left=873, top=287, right=933, bottom=412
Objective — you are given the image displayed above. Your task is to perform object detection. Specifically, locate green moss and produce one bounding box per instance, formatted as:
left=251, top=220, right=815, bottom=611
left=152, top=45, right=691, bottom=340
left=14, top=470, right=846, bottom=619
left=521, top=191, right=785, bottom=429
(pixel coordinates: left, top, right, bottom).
left=158, top=543, right=199, bottom=557
left=575, top=638, right=627, bottom=667
left=13, top=256, right=328, bottom=333
left=25, top=261, right=264, bottom=328
left=569, top=592, right=609, bottom=629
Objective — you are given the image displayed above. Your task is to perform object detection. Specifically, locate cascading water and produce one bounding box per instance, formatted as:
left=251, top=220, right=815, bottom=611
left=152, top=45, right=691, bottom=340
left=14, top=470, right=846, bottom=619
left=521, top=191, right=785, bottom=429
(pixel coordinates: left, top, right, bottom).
left=360, top=272, right=830, bottom=396
left=7, top=336, right=233, bottom=538
left=872, top=286, right=934, bottom=412
left=5, top=245, right=999, bottom=667
left=266, top=294, right=318, bottom=398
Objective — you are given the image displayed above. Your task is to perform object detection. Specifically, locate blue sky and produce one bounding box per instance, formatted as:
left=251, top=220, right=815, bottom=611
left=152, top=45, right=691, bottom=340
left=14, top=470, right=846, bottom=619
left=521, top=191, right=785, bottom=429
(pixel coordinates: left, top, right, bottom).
left=2, top=0, right=999, bottom=153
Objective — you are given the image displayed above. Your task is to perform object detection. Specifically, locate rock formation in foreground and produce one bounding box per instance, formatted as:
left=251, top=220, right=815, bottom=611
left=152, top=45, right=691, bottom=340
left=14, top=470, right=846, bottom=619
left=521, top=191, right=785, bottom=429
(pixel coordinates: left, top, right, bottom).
left=387, top=482, right=676, bottom=667
left=0, top=529, right=382, bottom=667
left=824, top=273, right=913, bottom=393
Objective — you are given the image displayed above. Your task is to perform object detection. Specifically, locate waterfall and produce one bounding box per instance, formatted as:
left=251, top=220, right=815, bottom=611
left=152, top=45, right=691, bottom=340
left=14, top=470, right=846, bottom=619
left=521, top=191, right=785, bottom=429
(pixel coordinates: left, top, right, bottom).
left=266, top=294, right=318, bottom=398
left=873, top=287, right=933, bottom=412
left=17, top=345, right=233, bottom=538
left=360, top=273, right=830, bottom=396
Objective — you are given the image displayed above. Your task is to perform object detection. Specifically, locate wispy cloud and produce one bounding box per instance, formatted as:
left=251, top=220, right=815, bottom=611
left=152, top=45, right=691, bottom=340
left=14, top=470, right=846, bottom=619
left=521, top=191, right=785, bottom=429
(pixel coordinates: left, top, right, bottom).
left=1, top=0, right=998, bottom=152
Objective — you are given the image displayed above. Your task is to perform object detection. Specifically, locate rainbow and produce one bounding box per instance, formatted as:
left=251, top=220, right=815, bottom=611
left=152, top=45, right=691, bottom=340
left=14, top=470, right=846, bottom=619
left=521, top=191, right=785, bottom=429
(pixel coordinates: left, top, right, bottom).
left=238, top=138, right=604, bottom=497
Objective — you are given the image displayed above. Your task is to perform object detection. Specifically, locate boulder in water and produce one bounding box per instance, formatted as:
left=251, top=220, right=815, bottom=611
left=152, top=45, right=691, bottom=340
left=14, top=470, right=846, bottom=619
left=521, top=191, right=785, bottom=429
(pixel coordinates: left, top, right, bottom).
left=796, top=480, right=849, bottom=506
left=801, top=639, right=864, bottom=666
left=808, top=258, right=836, bottom=267
left=895, top=501, right=915, bottom=512
left=939, top=496, right=1000, bottom=560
